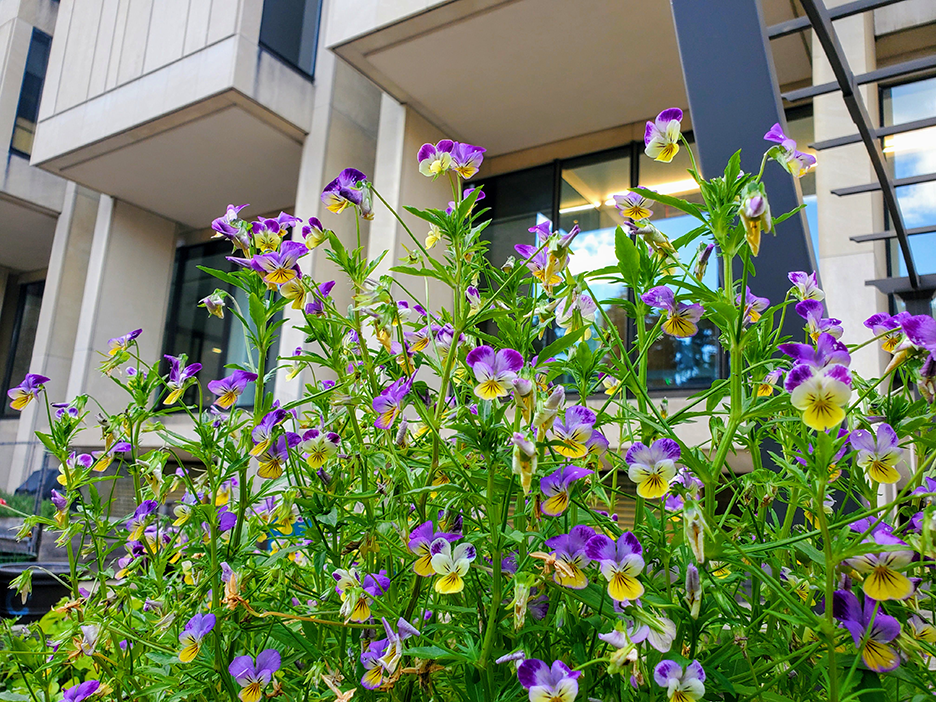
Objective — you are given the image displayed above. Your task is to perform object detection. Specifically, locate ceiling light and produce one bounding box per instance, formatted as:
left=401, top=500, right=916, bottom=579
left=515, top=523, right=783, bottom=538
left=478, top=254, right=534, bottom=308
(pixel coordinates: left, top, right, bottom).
left=212, top=347, right=223, bottom=354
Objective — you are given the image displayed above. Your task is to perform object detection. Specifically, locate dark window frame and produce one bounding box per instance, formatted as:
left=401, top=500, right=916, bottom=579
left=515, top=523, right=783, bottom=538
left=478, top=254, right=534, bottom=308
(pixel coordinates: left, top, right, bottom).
left=0, top=279, right=45, bottom=419
left=10, top=28, right=52, bottom=159
left=258, top=0, right=323, bottom=80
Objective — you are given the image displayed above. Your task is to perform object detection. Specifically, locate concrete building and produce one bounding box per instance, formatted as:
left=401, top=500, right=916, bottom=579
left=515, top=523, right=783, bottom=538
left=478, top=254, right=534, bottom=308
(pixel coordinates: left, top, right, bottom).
left=0, top=0, right=934, bottom=495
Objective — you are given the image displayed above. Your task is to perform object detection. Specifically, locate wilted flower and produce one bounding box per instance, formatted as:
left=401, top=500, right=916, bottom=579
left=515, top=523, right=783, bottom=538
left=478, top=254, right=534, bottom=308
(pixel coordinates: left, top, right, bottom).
left=511, top=432, right=537, bottom=494
left=739, top=182, right=771, bottom=257
left=693, top=242, right=715, bottom=281
left=645, top=108, right=683, bottom=163
left=685, top=564, right=702, bottom=619
left=199, top=291, right=225, bottom=318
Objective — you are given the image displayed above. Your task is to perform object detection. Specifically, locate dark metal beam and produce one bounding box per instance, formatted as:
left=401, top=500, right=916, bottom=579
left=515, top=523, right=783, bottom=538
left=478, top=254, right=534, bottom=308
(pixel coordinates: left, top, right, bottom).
left=832, top=171, right=936, bottom=196
left=800, top=0, right=919, bottom=288
left=783, top=54, right=936, bottom=102
left=811, top=114, right=936, bottom=151
left=867, top=273, right=936, bottom=298
left=851, top=224, right=936, bottom=244
left=671, top=0, right=818, bottom=336
left=767, top=0, right=904, bottom=38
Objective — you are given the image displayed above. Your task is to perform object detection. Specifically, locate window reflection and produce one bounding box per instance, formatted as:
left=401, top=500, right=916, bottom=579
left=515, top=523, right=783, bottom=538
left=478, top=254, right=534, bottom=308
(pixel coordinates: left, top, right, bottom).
left=10, top=30, right=51, bottom=157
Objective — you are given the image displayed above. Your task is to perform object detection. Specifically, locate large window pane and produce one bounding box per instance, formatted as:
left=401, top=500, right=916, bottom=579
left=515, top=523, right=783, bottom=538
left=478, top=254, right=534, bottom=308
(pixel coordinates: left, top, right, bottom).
left=259, top=0, right=322, bottom=77
left=1, top=281, right=44, bottom=418
left=10, top=30, right=51, bottom=157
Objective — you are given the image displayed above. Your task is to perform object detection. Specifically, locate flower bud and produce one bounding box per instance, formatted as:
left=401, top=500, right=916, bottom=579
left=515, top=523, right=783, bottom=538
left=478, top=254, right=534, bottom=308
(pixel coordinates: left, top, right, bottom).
left=739, top=182, right=772, bottom=257
left=684, top=506, right=706, bottom=564
left=685, top=563, right=702, bottom=619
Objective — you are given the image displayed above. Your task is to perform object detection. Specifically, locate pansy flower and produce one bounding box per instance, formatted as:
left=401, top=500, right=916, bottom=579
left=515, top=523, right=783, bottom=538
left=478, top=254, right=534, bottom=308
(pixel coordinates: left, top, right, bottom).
left=57, top=452, right=93, bottom=486
left=756, top=367, right=784, bottom=397
left=257, top=433, right=301, bottom=480
left=430, top=539, right=477, bottom=594
left=517, top=659, right=581, bottom=702
left=63, top=681, right=100, bottom=702
left=299, top=428, right=340, bottom=469
left=544, top=525, right=596, bottom=589
left=7, top=373, right=50, bottom=411
left=642, top=286, right=704, bottom=338
left=790, top=368, right=851, bottom=432
left=645, top=108, right=683, bottom=163
left=126, top=500, right=158, bottom=541
left=864, top=312, right=910, bottom=354
left=613, top=191, right=653, bottom=220
left=417, top=140, right=455, bottom=177
left=373, top=376, right=412, bottom=430
left=321, top=168, right=367, bottom=214
left=796, top=299, right=842, bottom=341
left=850, top=423, right=902, bottom=484
left=207, top=370, right=258, bottom=409
left=360, top=617, right=420, bottom=690
left=249, top=240, right=306, bottom=286
left=654, top=660, right=706, bottom=702
left=737, top=287, right=769, bottom=325
left=408, top=522, right=461, bottom=576
left=550, top=406, right=597, bottom=458
left=164, top=355, right=201, bottom=405
left=179, top=613, right=215, bottom=663
left=466, top=345, right=524, bottom=400
left=107, top=329, right=142, bottom=356
left=789, top=271, right=824, bottom=301
left=450, top=142, right=486, bottom=179
left=626, top=438, right=680, bottom=499
left=333, top=568, right=389, bottom=622
left=229, top=649, right=281, bottom=702
left=908, top=614, right=936, bottom=645
left=200, top=291, right=225, bottom=318
left=780, top=332, right=851, bottom=377
left=539, top=465, right=593, bottom=517
left=765, top=123, right=816, bottom=177
left=833, top=590, right=901, bottom=672
left=301, top=216, right=329, bottom=249
left=845, top=528, right=915, bottom=601
left=555, top=293, right=598, bottom=340
left=250, top=408, right=287, bottom=457
left=586, top=532, right=646, bottom=602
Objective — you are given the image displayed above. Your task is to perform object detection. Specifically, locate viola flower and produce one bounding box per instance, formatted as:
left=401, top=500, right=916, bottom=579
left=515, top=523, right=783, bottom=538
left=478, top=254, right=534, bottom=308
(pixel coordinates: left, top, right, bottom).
left=780, top=332, right=851, bottom=377
left=642, top=286, right=704, bottom=338
left=63, top=681, right=100, bottom=702
left=586, top=532, right=646, bottom=602
left=446, top=186, right=486, bottom=215
left=556, top=293, right=598, bottom=340
left=654, top=660, right=706, bottom=702
left=864, top=312, right=910, bottom=354
left=301, top=216, right=330, bottom=249
left=466, top=345, right=524, bottom=400
left=908, top=615, right=936, bottom=645
left=626, top=438, right=680, bottom=499
left=80, top=624, right=100, bottom=656
left=737, top=287, right=769, bottom=325
left=321, top=167, right=367, bottom=214
left=551, top=406, right=597, bottom=458
left=372, top=376, right=412, bottom=430
left=57, top=452, right=93, bottom=486
left=765, top=123, right=816, bottom=177
left=645, top=108, right=683, bottom=163
left=417, top=140, right=454, bottom=177
left=465, top=285, right=481, bottom=312
left=299, top=428, right=340, bottom=469
left=333, top=568, right=389, bottom=622
left=251, top=241, right=306, bottom=286
left=686, top=564, right=702, bottom=619
left=693, top=242, right=715, bottom=281
left=796, top=300, right=842, bottom=341
left=789, top=271, right=824, bottom=302
left=790, top=369, right=851, bottom=432
left=126, top=500, right=158, bottom=541
left=833, top=590, right=901, bottom=672
left=360, top=617, right=420, bottom=690
left=107, top=328, right=142, bottom=356
left=7, top=373, right=50, bottom=411
left=164, top=355, right=201, bottom=405
left=540, top=465, right=593, bottom=517
left=207, top=370, right=258, bottom=409
left=515, top=223, right=573, bottom=293
left=511, top=432, right=537, bottom=495
left=450, top=142, right=486, bottom=179
left=614, top=191, right=653, bottom=220
left=229, top=649, right=281, bottom=702
left=850, top=423, right=902, bottom=484
left=430, top=539, right=477, bottom=594
left=426, top=224, right=442, bottom=249
left=533, top=384, right=565, bottom=433
left=250, top=408, right=287, bottom=457
left=756, top=367, right=784, bottom=397
left=845, top=529, right=915, bottom=601
left=408, top=522, right=461, bottom=576
left=257, top=433, right=301, bottom=480
left=517, top=659, right=581, bottom=702
left=544, top=525, right=596, bottom=589
left=179, top=613, right=215, bottom=663
left=739, top=181, right=771, bottom=257
left=200, top=291, right=225, bottom=319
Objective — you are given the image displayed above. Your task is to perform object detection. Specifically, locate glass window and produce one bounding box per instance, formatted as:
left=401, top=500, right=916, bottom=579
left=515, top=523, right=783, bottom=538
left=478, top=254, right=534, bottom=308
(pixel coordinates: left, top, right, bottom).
left=259, top=0, right=322, bottom=77
left=785, top=107, right=819, bottom=268
left=11, top=29, right=51, bottom=157
left=882, top=77, right=936, bottom=277
left=1, top=281, right=44, bottom=418
left=162, top=241, right=277, bottom=408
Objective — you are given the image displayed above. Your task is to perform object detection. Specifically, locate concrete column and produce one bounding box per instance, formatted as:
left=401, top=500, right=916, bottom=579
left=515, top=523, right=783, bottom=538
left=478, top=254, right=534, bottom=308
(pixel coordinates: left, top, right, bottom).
left=7, top=183, right=100, bottom=491
left=813, top=5, right=888, bottom=380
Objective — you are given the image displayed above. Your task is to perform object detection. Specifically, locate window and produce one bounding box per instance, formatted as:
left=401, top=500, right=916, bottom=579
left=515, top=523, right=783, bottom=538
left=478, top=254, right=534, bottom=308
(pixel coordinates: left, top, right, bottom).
left=161, top=240, right=278, bottom=408
left=784, top=105, right=819, bottom=271
left=259, top=0, right=322, bottom=77
left=10, top=29, right=51, bottom=158
left=1, top=281, right=44, bottom=418
left=881, top=77, right=936, bottom=279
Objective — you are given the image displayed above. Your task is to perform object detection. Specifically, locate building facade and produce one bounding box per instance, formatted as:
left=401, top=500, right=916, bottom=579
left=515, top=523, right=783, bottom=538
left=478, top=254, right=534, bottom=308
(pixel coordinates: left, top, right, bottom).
left=0, top=0, right=934, bottom=494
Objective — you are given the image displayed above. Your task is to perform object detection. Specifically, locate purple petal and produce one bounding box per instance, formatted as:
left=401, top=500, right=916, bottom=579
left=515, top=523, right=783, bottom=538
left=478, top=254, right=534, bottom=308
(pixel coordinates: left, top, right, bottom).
left=518, top=658, right=550, bottom=689
left=256, top=648, right=281, bottom=675
left=651, top=438, right=681, bottom=463
left=654, top=660, right=682, bottom=687
left=585, top=534, right=615, bottom=562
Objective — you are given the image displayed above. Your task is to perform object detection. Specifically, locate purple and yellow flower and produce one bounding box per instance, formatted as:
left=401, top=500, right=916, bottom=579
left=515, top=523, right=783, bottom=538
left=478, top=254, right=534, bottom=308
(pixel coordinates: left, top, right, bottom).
left=7, top=373, right=50, bottom=411
left=430, top=539, right=477, bottom=594
left=737, top=287, right=769, bottom=325
left=756, top=367, right=784, bottom=397
left=360, top=617, right=420, bottom=690
left=229, top=649, right=280, bottom=702
left=781, top=332, right=851, bottom=376
left=333, top=568, right=389, bottom=622
left=515, top=223, right=573, bottom=293
left=614, top=191, right=653, bottom=220
left=908, top=615, right=936, bottom=645
left=466, top=345, right=524, bottom=400
left=796, top=300, right=842, bottom=341
left=107, top=329, right=142, bottom=356
left=250, top=408, right=287, bottom=457
left=556, top=293, right=598, bottom=340
left=845, top=529, right=915, bottom=601
left=789, top=271, right=824, bottom=302
left=179, top=613, right=215, bottom=663
left=544, top=525, right=596, bottom=589
left=63, top=680, right=100, bottom=702
left=517, top=659, right=581, bottom=702
left=864, top=312, right=910, bottom=354
left=850, top=423, right=902, bottom=484
left=372, top=377, right=412, bottom=430
left=57, top=452, right=93, bottom=486
left=256, top=433, right=301, bottom=480
left=642, top=286, right=704, bottom=338
left=250, top=241, right=306, bottom=286
left=765, top=123, right=816, bottom=177
left=645, top=108, right=683, bottom=163
left=654, top=660, right=706, bottom=702
left=740, top=182, right=771, bottom=257
left=833, top=590, right=901, bottom=672
left=408, top=522, right=461, bottom=577
left=164, top=355, right=201, bottom=405
left=299, top=428, right=340, bottom=469
left=551, top=406, right=597, bottom=459
left=321, top=168, right=367, bottom=214
left=417, top=140, right=454, bottom=177
left=126, top=500, right=158, bottom=541
left=586, top=532, right=646, bottom=602
left=451, top=142, right=486, bottom=179
left=200, top=291, right=225, bottom=319
left=693, top=242, right=715, bottom=281
left=207, top=370, right=258, bottom=409
left=301, top=216, right=329, bottom=249
left=626, top=438, right=680, bottom=499
left=790, top=368, right=852, bottom=432
left=539, top=465, right=593, bottom=517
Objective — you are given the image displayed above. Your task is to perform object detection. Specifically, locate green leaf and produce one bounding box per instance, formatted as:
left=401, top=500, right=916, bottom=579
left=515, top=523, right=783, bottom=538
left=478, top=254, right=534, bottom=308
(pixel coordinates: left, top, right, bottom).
left=614, top=226, right=640, bottom=286
left=0, top=693, right=32, bottom=701
left=536, top=327, right=588, bottom=365
left=630, top=186, right=706, bottom=221
left=407, top=645, right=464, bottom=661
left=773, top=203, right=806, bottom=227
left=196, top=265, right=243, bottom=290
left=724, top=149, right=742, bottom=186
left=389, top=265, right=451, bottom=285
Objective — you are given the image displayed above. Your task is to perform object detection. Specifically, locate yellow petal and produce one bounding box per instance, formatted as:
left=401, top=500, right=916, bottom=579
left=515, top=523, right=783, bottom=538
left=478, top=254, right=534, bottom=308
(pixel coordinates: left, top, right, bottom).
left=636, top=473, right=670, bottom=500
left=608, top=571, right=644, bottom=602
left=863, top=566, right=913, bottom=601
left=435, top=572, right=464, bottom=594
left=178, top=637, right=200, bottom=663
